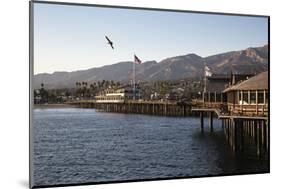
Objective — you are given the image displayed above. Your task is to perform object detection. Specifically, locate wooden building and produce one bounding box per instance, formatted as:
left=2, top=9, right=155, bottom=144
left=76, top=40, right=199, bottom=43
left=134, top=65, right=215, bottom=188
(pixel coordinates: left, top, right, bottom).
left=202, top=73, right=253, bottom=104
left=223, top=71, right=268, bottom=116
left=202, top=74, right=229, bottom=104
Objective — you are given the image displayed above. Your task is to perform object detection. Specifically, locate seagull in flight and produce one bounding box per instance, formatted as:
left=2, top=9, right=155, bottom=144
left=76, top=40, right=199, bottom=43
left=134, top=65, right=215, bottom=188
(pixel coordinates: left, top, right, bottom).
left=105, top=35, right=114, bottom=50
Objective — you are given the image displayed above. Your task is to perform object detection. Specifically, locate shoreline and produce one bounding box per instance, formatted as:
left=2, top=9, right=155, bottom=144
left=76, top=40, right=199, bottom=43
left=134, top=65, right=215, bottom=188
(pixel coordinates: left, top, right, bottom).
left=34, top=104, right=75, bottom=109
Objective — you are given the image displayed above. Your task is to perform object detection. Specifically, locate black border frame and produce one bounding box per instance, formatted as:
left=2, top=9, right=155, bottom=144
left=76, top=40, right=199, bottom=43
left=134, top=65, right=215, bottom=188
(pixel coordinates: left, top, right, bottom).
left=29, top=1, right=270, bottom=188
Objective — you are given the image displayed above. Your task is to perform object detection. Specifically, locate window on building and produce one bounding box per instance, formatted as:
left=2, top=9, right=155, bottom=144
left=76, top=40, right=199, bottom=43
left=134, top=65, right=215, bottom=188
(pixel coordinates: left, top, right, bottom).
left=250, top=91, right=256, bottom=104
left=238, top=91, right=242, bottom=104
left=258, top=91, right=264, bottom=104
left=243, top=91, right=248, bottom=104
left=210, top=93, right=215, bottom=102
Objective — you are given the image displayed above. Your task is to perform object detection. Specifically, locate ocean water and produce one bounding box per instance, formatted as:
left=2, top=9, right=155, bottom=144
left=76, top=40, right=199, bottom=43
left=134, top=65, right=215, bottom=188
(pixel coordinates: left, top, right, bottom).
left=32, top=108, right=268, bottom=186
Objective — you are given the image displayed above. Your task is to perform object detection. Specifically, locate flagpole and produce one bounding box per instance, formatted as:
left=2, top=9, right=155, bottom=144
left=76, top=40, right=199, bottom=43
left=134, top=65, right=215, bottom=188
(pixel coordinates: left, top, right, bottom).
left=203, top=63, right=206, bottom=103
left=133, top=54, right=135, bottom=100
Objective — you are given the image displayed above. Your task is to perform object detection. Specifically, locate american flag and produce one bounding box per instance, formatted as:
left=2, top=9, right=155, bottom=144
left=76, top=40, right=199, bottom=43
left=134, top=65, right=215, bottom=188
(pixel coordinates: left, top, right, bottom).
left=134, top=54, right=142, bottom=64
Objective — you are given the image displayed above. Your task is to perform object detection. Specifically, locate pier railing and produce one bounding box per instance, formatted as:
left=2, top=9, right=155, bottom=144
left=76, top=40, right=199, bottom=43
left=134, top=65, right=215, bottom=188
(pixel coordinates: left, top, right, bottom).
left=68, top=99, right=192, bottom=116
left=191, top=100, right=223, bottom=109
left=68, top=99, right=268, bottom=118
left=226, top=103, right=268, bottom=117
left=191, top=99, right=268, bottom=118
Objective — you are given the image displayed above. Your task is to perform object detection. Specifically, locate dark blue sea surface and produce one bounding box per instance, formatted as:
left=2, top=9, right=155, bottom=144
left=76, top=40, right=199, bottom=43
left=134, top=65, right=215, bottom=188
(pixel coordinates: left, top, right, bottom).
left=32, top=108, right=268, bottom=186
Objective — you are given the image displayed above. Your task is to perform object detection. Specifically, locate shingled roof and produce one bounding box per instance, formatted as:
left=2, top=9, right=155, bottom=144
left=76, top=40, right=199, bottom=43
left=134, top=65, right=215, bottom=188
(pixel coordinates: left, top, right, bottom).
left=223, top=71, right=268, bottom=92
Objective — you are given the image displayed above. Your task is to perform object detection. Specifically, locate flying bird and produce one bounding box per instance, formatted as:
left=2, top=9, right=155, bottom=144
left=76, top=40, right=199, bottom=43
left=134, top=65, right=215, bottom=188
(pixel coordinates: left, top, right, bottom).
left=105, top=35, right=114, bottom=49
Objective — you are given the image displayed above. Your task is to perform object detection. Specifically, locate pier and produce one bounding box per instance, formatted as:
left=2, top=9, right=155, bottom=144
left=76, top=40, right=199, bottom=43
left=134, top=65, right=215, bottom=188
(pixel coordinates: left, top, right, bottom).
left=192, top=106, right=268, bottom=158
left=69, top=100, right=193, bottom=117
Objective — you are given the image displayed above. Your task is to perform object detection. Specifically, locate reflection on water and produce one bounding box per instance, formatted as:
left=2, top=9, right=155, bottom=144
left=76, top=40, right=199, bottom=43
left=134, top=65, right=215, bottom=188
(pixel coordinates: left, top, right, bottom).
left=32, top=108, right=268, bottom=186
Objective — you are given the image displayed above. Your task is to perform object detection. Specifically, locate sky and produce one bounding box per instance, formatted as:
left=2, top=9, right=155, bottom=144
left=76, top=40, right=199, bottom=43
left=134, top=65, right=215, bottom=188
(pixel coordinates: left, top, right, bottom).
left=34, top=3, right=268, bottom=74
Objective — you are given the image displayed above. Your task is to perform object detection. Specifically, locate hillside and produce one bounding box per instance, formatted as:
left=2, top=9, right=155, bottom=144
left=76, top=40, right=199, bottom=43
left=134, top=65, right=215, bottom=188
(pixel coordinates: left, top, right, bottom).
left=34, top=45, right=268, bottom=89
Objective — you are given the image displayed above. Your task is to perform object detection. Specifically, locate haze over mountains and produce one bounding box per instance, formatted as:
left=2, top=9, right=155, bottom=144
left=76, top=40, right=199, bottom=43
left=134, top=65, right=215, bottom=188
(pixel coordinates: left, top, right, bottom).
left=34, top=45, right=268, bottom=89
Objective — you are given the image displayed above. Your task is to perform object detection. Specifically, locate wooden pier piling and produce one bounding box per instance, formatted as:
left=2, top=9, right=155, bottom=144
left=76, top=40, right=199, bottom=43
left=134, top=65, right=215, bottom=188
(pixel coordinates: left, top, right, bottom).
left=200, top=112, right=204, bottom=134
left=209, top=112, right=213, bottom=132
left=191, top=108, right=268, bottom=157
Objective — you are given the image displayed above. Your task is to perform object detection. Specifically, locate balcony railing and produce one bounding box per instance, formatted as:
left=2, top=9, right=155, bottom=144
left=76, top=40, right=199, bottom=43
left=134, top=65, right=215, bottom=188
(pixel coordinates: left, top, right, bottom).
left=227, top=103, right=268, bottom=117
left=192, top=100, right=268, bottom=117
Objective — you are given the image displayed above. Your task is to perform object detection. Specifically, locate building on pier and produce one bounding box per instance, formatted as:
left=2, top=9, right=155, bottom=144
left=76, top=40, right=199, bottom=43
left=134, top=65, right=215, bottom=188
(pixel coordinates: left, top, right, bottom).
left=95, top=85, right=141, bottom=103
left=192, top=71, right=269, bottom=157
left=201, top=73, right=253, bottom=105
left=202, top=74, right=229, bottom=103
left=223, top=71, right=268, bottom=116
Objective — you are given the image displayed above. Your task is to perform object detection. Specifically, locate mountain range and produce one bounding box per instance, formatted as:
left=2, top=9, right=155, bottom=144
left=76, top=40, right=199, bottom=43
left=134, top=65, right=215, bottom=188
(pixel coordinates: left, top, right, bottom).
left=34, top=45, right=268, bottom=89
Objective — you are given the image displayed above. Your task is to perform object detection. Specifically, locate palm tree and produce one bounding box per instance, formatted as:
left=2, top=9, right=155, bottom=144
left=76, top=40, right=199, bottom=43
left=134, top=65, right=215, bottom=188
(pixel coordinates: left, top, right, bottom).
left=89, top=84, right=95, bottom=97
left=75, top=82, right=80, bottom=98
left=105, top=80, right=110, bottom=88
left=110, top=80, right=114, bottom=87
left=100, top=80, right=104, bottom=88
